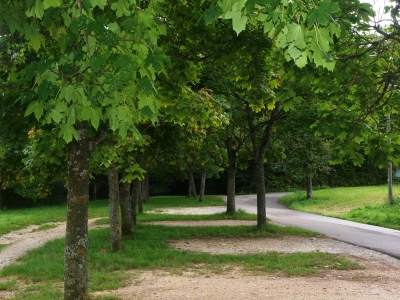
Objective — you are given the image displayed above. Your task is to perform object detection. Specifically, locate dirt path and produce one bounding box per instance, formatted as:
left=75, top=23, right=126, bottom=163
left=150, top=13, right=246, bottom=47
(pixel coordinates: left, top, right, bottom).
left=1, top=208, right=400, bottom=299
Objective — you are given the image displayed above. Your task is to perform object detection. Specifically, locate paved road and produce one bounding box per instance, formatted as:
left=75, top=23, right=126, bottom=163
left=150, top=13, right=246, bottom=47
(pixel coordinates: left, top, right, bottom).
left=234, top=193, right=400, bottom=259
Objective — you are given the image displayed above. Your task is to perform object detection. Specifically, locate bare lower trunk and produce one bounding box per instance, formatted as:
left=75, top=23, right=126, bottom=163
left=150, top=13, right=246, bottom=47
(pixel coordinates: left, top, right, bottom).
left=254, top=158, right=267, bottom=227
left=199, top=168, right=206, bottom=202
left=137, top=180, right=143, bottom=213
left=92, top=179, right=97, bottom=201
left=131, top=180, right=141, bottom=225
left=306, top=176, right=313, bottom=199
left=107, top=163, right=122, bottom=253
left=226, top=138, right=236, bottom=214
left=226, top=165, right=236, bottom=214
left=0, top=183, right=3, bottom=210
left=188, top=167, right=197, bottom=197
left=187, top=173, right=192, bottom=198
left=142, top=173, right=149, bottom=203
left=64, top=131, right=91, bottom=300
left=119, top=181, right=133, bottom=235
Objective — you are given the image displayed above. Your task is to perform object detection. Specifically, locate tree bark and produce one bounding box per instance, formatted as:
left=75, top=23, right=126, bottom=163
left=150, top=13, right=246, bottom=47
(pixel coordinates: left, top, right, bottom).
left=137, top=179, right=143, bottom=213
left=92, top=179, right=97, bottom=201
left=187, top=170, right=192, bottom=198
left=306, top=176, right=313, bottom=199
left=119, top=181, right=133, bottom=235
left=226, top=138, right=236, bottom=214
left=199, top=168, right=206, bottom=202
left=131, top=180, right=141, bottom=225
left=254, top=157, right=267, bottom=226
left=0, top=182, right=3, bottom=210
left=107, top=163, right=122, bottom=252
left=188, top=167, right=197, bottom=197
left=64, top=130, right=91, bottom=300
left=142, top=173, right=149, bottom=203
left=246, top=103, right=280, bottom=228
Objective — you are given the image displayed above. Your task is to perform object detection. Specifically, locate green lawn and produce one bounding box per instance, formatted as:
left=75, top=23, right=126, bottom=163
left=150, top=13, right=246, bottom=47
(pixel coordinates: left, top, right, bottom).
left=0, top=194, right=360, bottom=299
left=279, top=185, right=400, bottom=230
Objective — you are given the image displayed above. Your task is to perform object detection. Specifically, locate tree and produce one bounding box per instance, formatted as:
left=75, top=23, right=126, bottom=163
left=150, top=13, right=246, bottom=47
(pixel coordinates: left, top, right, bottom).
left=0, top=1, right=167, bottom=298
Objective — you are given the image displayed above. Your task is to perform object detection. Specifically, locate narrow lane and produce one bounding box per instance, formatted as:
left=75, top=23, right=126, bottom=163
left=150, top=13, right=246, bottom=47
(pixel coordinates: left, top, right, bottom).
left=234, top=193, right=400, bottom=258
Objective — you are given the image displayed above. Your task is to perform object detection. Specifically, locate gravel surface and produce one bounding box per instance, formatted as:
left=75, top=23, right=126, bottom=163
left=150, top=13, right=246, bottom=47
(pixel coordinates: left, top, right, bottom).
left=1, top=207, right=400, bottom=299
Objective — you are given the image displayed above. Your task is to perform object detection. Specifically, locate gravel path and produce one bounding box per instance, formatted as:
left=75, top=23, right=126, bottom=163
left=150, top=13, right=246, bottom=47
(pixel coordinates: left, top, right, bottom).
left=1, top=207, right=400, bottom=299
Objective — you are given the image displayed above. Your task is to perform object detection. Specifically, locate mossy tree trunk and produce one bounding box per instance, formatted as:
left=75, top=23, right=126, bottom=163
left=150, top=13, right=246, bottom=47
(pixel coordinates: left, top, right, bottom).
left=64, top=129, right=91, bottom=300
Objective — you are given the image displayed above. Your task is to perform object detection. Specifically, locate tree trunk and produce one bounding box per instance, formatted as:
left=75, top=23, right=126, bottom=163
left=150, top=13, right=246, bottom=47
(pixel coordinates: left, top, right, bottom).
left=119, top=181, right=133, bottom=235
left=306, top=176, right=313, bottom=199
left=142, top=173, right=149, bottom=203
left=226, top=138, right=236, bottom=214
left=0, top=182, right=3, bottom=210
left=199, top=168, right=206, bottom=202
left=137, top=180, right=143, bottom=213
left=64, top=131, right=91, bottom=300
left=188, top=167, right=197, bottom=197
left=92, top=179, right=97, bottom=201
left=254, top=157, right=267, bottom=227
left=107, top=163, right=123, bottom=252
left=131, top=180, right=141, bottom=225
left=187, top=171, right=192, bottom=198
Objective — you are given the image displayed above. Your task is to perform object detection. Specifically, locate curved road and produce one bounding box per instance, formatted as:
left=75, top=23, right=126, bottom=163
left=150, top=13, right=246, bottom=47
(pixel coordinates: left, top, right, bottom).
left=234, top=193, right=400, bottom=259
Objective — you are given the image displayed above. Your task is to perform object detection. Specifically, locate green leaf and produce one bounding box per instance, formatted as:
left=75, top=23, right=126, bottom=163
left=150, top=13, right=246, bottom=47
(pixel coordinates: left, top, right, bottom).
left=26, top=0, right=44, bottom=19
left=90, top=0, right=107, bottom=10
left=51, top=108, right=63, bottom=123
left=307, top=0, right=340, bottom=26
left=43, top=0, right=63, bottom=9
left=204, top=5, right=223, bottom=25
left=60, top=85, right=75, bottom=102
left=286, top=23, right=306, bottom=50
left=137, top=78, right=156, bottom=94
left=25, top=101, right=44, bottom=120
left=88, top=56, right=106, bottom=72
left=231, top=11, right=247, bottom=35
left=294, top=52, right=308, bottom=68
left=59, top=123, right=78, bottom=143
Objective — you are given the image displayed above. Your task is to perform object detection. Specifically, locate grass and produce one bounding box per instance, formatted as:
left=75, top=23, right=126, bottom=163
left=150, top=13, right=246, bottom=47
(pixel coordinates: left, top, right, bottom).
left=1, top=224, right=358, bottom=299
left=0, top=194, right=360, bottom=299
left=279, top=185, right=400, bottom=230
left=0, top=200, right=109, bottom=235
left=0, top=196, right=225, bottom=235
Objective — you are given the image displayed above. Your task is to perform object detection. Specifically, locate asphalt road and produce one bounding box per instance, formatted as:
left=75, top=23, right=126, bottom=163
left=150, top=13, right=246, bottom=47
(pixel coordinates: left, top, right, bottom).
left=234, top=193, right=400, bottom=259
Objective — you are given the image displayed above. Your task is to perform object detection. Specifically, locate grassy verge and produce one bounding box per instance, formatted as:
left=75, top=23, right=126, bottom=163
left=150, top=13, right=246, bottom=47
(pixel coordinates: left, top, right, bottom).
left=279, top=186, right=400, bottom=230
left=0, top=195, right=226, bottom=235
left=1, top=224, right=358, bottom=300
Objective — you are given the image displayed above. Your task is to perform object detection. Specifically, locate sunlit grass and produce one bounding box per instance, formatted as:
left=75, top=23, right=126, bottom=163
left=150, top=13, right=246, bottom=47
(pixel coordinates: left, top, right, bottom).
left=1, top=224, right=357, bottom=299
left=279, top=186, right=400, bottom=229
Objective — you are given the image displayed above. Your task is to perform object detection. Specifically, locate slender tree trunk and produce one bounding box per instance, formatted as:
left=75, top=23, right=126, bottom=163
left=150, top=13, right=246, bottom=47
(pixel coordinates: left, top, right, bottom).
left=254, top=157, right=267, bottom=226
left=0, top=184, right=3, bottom=210
left=64, top=131, right=91, bottom=300
left=131, top=180, right=141, bottom=225
left=188, top=167, right=197, bottom=197
left=137, top=180, right=143, bottom=213
left=107, top=163, right=123, bottom=252
left=119, top=181, right=133, bottom=235
left=226, top=139, right=236, bottom=214
left=92, top=179, right=97, bottom=201
left=187, top=168, right=193, bottom=198
left=306, top=176, right=313, bottom=199
left=142, top=173, right=149, bottom=203
left=136, top=151, right=143, bottom=213
left=199, top=168, right=206, bottom=202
